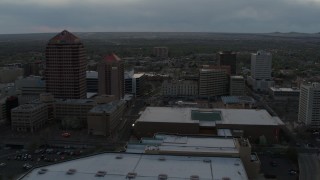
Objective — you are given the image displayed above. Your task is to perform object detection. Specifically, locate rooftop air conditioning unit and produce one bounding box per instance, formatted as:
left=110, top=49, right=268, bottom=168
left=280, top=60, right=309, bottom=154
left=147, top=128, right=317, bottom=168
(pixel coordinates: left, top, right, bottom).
left=66, top=169, right=76, bottom=175
left=158, top=174, right=168, bottom=180
left=190, top=175, right=200, bottom=180
left=126, top=172, right=137, bottom=179
left=95, top=170, right=107, bottom=177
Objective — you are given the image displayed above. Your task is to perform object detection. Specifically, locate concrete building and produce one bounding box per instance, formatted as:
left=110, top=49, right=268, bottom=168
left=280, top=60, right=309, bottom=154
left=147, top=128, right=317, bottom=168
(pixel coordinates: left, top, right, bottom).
left=134, top=107, right=284, bottom=143
left=230, top=76, right=245, bottom=96
left=125, top=71, right=146, bottom=97
left=153, top=47, right=168, bottom=58
left=248, top=50, right=274, bottom=92
left=55, top=99, right=97, bottom=128
left=15, top=76, right=46, bottom=104
left=98, top=53, right=124, bottom=99
left=19, top=153, right=248, bottom=180
left=11, top=103, right=48, bottom=132
left=45, top=30, right=87, bottom=99
left=86, top=71, right=98, bottom=93
left=87, top=100, right=126, bottom=136
left=298, top=83, right=320, bottom=128
left=218, top=51, right=237, bottom=75
left=127, top=134, right=260, bottom=179
left=162, top=80, right=198, bottom=97
left=251, top=50, right=272, bottom=80
left=199, top=68, right=228, bottom=97
left=269, top=87, right=300, bottom=101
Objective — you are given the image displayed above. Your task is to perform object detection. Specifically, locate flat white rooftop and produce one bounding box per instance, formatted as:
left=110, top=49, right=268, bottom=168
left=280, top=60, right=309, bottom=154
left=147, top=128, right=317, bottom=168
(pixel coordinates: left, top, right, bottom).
left=143, top=134, right=239, bottom=154
left=136, top=107, right=284, bottom=126
left=269, top=87, right=300, bottom=92
left=216, top=108, right=284, bottom=126
left=20, top=153, right=248, bottom=180
left=133, top=73, right=145, bottom=78
left=137, top=107, right=196, bottom=124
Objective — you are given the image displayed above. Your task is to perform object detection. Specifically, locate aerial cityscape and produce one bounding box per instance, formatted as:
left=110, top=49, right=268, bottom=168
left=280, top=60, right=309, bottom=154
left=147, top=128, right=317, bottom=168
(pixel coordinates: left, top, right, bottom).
left=1, top=0, right=320, bottom=180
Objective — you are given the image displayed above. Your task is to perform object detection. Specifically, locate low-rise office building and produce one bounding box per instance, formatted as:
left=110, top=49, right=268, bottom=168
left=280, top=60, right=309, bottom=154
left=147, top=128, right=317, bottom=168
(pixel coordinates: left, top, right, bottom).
left=87, top=100, right=126, bottom=136
left=55, top=99, right=97, bottom=128
left=134, top=107, right=284, bottom=143
left=162, top=80, right=198, bottom=97
left=269, top=87, right=300, bottom=101
left=11, top=103, right=48, bottom=132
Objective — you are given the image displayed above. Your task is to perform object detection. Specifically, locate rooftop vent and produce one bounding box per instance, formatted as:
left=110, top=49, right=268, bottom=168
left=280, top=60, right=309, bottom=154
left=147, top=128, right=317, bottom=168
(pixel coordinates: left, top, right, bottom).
left=38, top=168, right=48, bottom=174
left=158, top=174, right=168, bottom=180
left=95, top=171, right=107, bottom=177
left=66, top=169, right=77, bottom=175
left=190, top=175, right=200, bottom=180
left=158, top=157, right=166, bottom=161
left=126, top=172, right=137, bottom=179
left=116, top=155, right=123, bottom=159
left=203, top=159, right=211, bottom=163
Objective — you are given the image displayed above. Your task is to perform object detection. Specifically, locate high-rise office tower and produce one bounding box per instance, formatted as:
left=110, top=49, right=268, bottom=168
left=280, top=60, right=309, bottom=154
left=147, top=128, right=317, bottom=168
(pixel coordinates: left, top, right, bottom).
left=248, top=50, right=274, bottom=92
left=218, top=51, right=237, bottom=75
left=45, top=30, right=87, bottom=99
left=298, top=83, right=320, bottom=128
left=98, top=53, right=124, bottom=99
left=251, top=51, right=272, bottom=80
left=199, top=68, right=228, bottom=97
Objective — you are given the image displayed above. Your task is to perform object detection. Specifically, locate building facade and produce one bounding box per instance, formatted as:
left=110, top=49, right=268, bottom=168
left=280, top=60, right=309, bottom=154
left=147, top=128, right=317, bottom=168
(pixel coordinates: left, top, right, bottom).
left=162, top=80, right=198, bottom=97
left=251, top=50, right=272, bottom=80
left=298, top=83, right=320, bottom=128
left=87, top=100, right=126, bottom=136
left=230, top=76, right=245, bottom=96
left=199, top=69, right=228, bottom=97
left=125, top=72, right=146, bottom=97
left=11, top=103, right=48, bottom=132
left=98, top=53, right=124, bottom=99
left=218, top=51, right=237, bottom=75
left=45, top=30, right=87, bottom=99
left=269, top=87, right=300, bottom=101
left=86, top=71, right=98, bottom=93
left=249, top=50, right=274, bottom=92
left=55, top=99, right=97, bottom=128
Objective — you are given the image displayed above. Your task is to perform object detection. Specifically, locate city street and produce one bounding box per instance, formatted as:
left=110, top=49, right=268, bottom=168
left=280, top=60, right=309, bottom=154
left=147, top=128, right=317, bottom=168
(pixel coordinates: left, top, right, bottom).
left=298, top=153, right=320, bottom=180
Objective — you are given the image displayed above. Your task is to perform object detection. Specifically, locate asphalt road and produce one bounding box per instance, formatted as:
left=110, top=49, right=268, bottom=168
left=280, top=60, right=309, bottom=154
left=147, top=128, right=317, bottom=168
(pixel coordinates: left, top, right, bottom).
left=298, top=153, right=320, bottom=180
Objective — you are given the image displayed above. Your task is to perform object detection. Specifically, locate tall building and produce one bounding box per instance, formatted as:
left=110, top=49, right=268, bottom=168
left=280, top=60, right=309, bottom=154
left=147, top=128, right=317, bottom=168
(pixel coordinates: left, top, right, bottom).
left=218, top=51, right=237, bottom=75
left=199, top=68, right=228, bottom=97
left=298, top=83, right=320, bottom=128
left=248, top=50, right=274, bottom=92
left=86, top=71, right=98, bottom=93
left=98, top=53, right=124, bottom=99
left=230, top=76, right=245, bottom=96
left=251, top=50, right=272, bottom=80
left=45, top=30, right=87, bottom=99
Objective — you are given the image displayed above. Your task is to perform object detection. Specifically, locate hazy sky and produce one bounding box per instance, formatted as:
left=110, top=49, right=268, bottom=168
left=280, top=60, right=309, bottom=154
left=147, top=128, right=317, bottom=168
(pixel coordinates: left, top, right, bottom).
left=0, top=0, right=320, bottom=34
